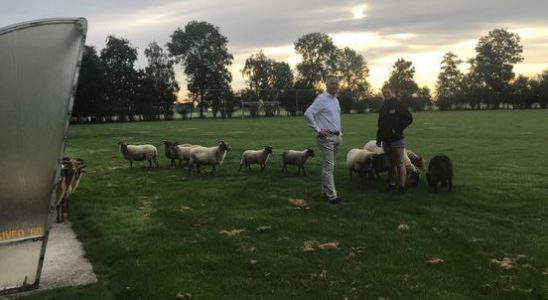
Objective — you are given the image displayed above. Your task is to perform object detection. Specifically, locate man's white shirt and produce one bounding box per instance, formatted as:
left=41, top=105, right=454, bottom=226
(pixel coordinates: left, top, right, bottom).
left=304, top=91, right=342, bottom=134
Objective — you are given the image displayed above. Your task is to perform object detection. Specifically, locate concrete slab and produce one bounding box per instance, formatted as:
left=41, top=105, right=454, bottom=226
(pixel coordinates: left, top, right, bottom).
left=2, top=221, right=97, bottom=298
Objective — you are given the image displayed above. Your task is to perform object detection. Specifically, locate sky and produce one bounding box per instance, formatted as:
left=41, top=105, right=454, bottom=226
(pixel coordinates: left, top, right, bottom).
left=3, top=0, right=548, bottom=100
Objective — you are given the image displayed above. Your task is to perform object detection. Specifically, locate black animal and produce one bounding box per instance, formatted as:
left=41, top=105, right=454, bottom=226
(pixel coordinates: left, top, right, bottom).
left=368, top=153, right=390, bottom=180
left=426, top=155, right=453, bottom=192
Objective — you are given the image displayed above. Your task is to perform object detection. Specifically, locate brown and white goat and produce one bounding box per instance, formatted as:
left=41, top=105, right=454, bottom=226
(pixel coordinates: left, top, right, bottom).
left=55, top=158, right=86, bottom=223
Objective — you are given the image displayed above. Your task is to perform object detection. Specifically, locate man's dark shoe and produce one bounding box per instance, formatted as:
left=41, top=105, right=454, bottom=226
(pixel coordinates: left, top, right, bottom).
left=385, top=184, right=397, bottom=191
left=328, top=197, right=342, bottom=204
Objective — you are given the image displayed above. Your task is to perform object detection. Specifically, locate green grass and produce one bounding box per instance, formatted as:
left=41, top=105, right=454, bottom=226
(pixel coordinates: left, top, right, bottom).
left=24, top=111, right=548, bottom=300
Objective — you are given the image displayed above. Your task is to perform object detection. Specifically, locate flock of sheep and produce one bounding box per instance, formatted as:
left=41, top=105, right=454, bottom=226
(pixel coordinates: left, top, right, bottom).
left=118, top=140, right=453, bottom=191
left=119, top=141, right=316, bottom=176
left=53, top=139, right=453, bottom=223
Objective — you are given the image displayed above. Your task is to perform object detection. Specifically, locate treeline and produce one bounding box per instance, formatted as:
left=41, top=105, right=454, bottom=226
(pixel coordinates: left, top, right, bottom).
left=73, top=23, right=548, bottom=123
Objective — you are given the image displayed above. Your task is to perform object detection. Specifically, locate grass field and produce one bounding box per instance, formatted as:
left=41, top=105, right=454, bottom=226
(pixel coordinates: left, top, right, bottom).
left=24, top=110, right=548, bottom=300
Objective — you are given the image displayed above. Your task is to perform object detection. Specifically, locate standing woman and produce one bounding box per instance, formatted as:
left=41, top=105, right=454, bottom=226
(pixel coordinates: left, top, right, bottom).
left=376, top=85, right=413, bottom=191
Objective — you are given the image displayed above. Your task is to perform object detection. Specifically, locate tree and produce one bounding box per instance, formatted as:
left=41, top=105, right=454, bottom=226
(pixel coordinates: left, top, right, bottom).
left=388, top=58, right=419, bottom=108
left=168, top=21, right=233, bottom=118
left=473, top=28, right=523, bottom=109
left=242, top=53, right=295, bottom=116
left=436, top=52, right=464, bottom=110
left=510, top=75, right=533, bottom=109
left=242, top=51, right=273, bottom=94
left=100, top=35, right=139, bottom=121
left=335, top=47, right=370, bottom=113
left=414, top=86, right=432, bottom=111
left=294, top=33, right=338, bottom=88
left=74, top=46, right=109, bottom=123
left=531, top=70, right=548, bottom=109
left=143, top=41, right=179, bottom=120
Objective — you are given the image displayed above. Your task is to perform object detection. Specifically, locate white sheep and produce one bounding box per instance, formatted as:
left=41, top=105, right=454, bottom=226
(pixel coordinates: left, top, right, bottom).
left=239, top=146, right=273, bottom=172
left=188, top=141, right=231, bottom=174
left=171, top=143, right=195, bottom=167
left=345, top=149, right=375, bottom=182
left=119, top=143, right=159, bottom=168
left=281, top=148, right=315, bottom=176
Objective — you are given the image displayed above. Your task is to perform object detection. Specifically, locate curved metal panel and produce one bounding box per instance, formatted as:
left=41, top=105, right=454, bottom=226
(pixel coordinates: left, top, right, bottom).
left=0, top=18, right=87, bottom=294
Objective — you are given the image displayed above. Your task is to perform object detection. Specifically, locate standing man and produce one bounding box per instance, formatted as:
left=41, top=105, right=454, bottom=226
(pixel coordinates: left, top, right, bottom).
left=304, top=76, right=342, bottom=204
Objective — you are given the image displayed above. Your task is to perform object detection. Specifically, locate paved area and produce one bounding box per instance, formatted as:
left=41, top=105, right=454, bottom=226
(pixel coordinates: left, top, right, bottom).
left=3, top=221, right=97, bottom=298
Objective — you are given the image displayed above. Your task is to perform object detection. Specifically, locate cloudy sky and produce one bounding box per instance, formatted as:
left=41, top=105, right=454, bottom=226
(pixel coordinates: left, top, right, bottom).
left=3, top=0, right=548, bottom=99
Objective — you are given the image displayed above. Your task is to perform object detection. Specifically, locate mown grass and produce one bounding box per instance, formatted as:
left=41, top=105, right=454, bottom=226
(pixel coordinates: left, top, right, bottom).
left=23, top=110, right=548, bottom=300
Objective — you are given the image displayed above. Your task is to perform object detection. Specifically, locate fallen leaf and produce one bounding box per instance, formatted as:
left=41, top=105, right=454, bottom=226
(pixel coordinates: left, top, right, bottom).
left=397, top=224, right=410, bottom=231
left=490, top=257, right=514, bottom=270
left=180, top=206, right=193, bottom=212
left=288, top=198, right=308, bottom=208
left=256, top=225, right=272, bottom=232
left=249, top=247, right=256, bottom=252
left=176, top=292, right=192, bottom=299
left=219, top=229, right=246, bottom=236
left=542, top=268, right=548, bottom=275
left=318, top=241, right=339, bottom=250
left=302, top=240, right=317, bottom=252
left=309, top=269, right=328, bottom=280
left=425, top=257, right=444, bottom=264
left=250, top=259, right=257, bottom=265
left=345, top=247, right=365, bottom=260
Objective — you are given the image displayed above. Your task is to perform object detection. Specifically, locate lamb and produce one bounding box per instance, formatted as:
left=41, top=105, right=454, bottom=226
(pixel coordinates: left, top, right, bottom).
left=281, top=148, right=315, bottom=176
left=162, top=141, right=180, bottom=167
left=55, top=157, right=86, bottom=223
left=345, top=149, right=375, bottom=182
left=188, top=141, right=231, bottom=174
left=426, top=155, right=453, bottom=192
left=239, top=146, right=273, bottom=172
left=171, top=143, right=195, bottom=167
left=363, top=140, right=424, bottom=185
left=119, top=142, right=159, bottom=168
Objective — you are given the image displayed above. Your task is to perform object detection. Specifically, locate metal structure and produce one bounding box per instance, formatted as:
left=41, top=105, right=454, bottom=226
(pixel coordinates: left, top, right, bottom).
left=0, top=18, right=87, bottom=295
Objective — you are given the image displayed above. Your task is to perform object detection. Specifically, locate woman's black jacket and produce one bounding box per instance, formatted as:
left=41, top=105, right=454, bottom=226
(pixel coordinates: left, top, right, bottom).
left=376, top=99, right=413, bottom=144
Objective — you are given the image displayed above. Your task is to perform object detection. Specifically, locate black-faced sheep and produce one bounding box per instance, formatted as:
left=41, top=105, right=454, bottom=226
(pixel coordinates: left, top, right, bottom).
left=55, top=157, right=86, bottom=223
left=119, top=143, right=159, bottom=168
left=188, top=141, right=231, bottom=174
left=426, top=155, right=453, bottom=192
left=162, top=141, right=180, bottom=167
left=239, top=146, right=273, bottom=172
left=281, top=148, right=314, bottom=176
left=346, top=149, right=375, bottom=183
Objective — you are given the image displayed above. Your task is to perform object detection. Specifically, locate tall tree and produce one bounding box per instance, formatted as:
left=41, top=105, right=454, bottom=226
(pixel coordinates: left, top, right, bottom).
left=144, top=41, right=179, bottom=120
left=414, top=86, right=432, bottom=111
left=388, top=58, right=419, bottom=108
left=335, top=47, right=370, bottom=113
left=473, top=28, right=523, bottom=108
left=168, top=21, right=233, bottom=118
left=242, top=51, right=273, bottom=94
left=74, top=45, right=109, bottom=123
left=531, top=70, right=548, bottom=109
left=100, top=35, right=139, bottom=121
left=510, top=75, right=532, bottom=109
left=436, top=52, right=464, bottom=110
left=294, top=33, right=338, bottom=88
